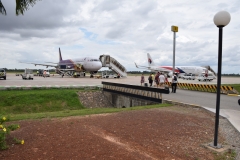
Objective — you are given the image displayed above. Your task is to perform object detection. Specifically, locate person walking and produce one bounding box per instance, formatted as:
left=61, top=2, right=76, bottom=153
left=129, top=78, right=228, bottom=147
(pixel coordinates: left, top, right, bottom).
left=159, top=72, right=165, bottom=88
left=148, top=74, right=153, bottom=87
left=155, top=72, right=160, bottom=87
left=43, top=70, right=46, bottom=78
left=151, top=73, right=154, bottom=83
left=140, top=74, right=145, bottom=86
left=171, top=74, right=178, bottom=93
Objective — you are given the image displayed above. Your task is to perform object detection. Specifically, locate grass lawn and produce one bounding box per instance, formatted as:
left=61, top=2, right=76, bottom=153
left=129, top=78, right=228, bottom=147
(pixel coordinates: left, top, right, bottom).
left=0, top=89, right=84, bottom=115
left=0, top=89, right=171, bottom=121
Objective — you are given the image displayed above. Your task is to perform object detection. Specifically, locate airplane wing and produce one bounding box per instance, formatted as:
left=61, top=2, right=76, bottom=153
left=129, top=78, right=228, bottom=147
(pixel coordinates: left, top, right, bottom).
left=20, top=62, right=58, bottom=68
left=134, top=62, right=150, bottom=69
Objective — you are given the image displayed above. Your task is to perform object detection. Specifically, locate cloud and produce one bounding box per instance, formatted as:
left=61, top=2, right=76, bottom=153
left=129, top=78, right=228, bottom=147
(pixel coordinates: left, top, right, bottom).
left=0, top=0, right=239, bottom=74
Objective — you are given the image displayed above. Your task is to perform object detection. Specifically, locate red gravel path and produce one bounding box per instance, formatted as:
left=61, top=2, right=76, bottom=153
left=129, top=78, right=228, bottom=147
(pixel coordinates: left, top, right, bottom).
left=1, top=106, right=224, bottom=160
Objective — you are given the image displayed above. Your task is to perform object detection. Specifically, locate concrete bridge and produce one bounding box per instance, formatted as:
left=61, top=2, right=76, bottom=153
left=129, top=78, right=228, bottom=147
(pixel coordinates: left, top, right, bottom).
left=102, top=82, right=169, bottom=108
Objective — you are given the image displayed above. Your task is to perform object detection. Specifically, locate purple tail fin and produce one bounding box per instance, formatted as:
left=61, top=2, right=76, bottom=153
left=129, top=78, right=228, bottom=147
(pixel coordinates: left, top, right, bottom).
left=59, top=48, right=63, bottom=61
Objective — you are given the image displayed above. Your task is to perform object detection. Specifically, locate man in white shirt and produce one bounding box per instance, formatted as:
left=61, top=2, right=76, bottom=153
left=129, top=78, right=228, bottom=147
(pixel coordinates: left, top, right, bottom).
left=159, top=73, right=165, bottom=87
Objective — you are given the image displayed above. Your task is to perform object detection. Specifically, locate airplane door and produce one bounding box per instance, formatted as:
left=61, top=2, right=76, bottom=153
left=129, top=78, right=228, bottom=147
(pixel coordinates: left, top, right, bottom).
left=106, top=55, right=110, bottom=64
left=99, top=55, right=110, bottom=67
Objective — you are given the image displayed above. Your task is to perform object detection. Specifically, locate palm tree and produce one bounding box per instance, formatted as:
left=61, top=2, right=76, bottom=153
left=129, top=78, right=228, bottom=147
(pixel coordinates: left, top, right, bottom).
left=0, top=0, right=40, bottom=16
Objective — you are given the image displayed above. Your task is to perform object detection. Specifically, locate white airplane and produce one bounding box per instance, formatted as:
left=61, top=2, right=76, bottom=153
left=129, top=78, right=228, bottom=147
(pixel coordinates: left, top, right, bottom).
left=135, top=53, right=216, bottom=78
left=29, top=48, right=102, bottom=77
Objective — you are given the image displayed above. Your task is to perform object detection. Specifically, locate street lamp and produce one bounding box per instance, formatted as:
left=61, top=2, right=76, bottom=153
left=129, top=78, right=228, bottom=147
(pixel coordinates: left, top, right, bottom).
left=212, top=11, right=231, bottom=148
left=171, top=26, right=178, bottom=76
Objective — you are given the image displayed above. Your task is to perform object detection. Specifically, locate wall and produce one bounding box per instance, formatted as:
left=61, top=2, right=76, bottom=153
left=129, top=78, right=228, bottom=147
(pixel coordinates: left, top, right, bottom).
left=103, top=91, right=159, bottom=108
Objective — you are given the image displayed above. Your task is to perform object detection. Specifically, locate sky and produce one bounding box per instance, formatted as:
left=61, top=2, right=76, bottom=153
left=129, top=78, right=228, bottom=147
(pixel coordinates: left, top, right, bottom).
left=0, top=0, right=239, bottom=74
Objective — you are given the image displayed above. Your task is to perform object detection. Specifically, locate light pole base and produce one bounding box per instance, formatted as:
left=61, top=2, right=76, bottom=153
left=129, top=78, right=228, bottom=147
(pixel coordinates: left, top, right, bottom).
left=209, top=142, right=222, bottom=149
left=204, top=142, right=231, bottom=153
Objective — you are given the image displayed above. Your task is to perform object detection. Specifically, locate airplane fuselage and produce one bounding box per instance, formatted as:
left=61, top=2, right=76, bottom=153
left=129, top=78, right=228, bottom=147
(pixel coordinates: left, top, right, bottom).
left=58, top=57, right=102, bottom=72
left=135, top=53, right=215, bottom=78
left=149, top=65, right=211, bottom=77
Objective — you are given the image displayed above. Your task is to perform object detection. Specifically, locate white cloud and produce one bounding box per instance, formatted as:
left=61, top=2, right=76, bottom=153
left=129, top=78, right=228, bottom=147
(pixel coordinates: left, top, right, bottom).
left=0, top=0, right=239, bottom=73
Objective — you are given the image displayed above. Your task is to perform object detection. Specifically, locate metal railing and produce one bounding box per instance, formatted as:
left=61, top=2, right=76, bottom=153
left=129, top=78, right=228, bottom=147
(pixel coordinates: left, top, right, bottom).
left=102, top=82, right=169, bottom=103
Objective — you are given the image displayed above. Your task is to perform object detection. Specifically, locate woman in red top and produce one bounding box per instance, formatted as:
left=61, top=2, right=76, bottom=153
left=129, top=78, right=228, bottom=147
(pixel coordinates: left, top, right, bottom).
left=140, top=74, right=145, bottom=86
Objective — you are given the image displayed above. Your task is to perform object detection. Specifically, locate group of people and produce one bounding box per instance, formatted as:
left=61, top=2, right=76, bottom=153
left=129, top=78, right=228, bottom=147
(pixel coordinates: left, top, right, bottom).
left=140, top=72, right=178, bottom=93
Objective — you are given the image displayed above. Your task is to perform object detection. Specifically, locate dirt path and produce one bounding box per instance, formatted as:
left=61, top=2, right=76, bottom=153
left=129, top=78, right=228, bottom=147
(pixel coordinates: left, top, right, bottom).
left=1, top=106, right=237, bottom=160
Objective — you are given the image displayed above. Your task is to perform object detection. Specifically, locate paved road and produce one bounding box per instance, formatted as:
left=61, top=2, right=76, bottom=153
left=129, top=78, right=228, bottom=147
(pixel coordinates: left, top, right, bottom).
left=1, top=74, right=240, bottom=131
left=163, top=89, right=240, bottom=111
left=163, top=89, right=240, bottom=132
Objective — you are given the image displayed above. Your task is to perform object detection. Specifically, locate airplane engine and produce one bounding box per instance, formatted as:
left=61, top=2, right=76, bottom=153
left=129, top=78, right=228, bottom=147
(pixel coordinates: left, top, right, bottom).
left=168, top=72, right=173, bottom=77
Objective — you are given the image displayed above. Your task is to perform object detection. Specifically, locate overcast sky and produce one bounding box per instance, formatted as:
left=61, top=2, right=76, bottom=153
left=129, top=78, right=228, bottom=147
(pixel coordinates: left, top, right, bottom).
left=0, top=0, right=239, bottom=74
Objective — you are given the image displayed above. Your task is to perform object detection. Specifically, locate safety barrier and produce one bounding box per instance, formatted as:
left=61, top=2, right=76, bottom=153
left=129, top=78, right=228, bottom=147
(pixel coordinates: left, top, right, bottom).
left=164, top=82, right=236, bottom=94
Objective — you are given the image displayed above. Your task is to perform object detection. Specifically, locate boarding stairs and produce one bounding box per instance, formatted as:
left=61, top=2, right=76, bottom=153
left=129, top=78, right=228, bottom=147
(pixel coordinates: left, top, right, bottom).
left=203, top=65, right=216, bottom=76
left=99, top=55, right=127, bottom=77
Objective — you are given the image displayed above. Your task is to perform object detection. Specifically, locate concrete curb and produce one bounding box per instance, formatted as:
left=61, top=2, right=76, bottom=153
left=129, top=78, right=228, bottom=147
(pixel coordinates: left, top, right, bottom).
left=0, top=85, right=103, bottom=90
left=227, top=94, right=240, bottom=96
left=163, top=98, right=240, bottom=134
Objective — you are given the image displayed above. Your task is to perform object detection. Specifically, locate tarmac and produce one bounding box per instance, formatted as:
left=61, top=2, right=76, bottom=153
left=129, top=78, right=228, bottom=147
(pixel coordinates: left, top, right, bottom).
left=1, top=73, right=240, bottom=133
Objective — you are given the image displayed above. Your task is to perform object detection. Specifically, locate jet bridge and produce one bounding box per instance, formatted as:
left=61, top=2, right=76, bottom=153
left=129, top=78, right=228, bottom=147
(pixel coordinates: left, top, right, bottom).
left=99, top=55, right=127, bottom=77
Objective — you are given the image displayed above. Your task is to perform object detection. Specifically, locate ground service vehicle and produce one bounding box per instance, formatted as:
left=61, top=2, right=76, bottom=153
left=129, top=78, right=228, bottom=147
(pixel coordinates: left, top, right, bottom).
left=197, top=73, right=214, bottom=81
left=0, top=68, right=6, bottom=80
left=182, top=73, right=195, bottom=80
left=22, top=69, right=34, bottom=80
left=101, top=70, right=118, bottom=78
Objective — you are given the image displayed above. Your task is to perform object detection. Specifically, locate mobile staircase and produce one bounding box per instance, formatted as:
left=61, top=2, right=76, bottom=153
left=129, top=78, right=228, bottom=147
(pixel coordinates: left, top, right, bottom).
left=202, top=65, right=217, bottom=76
left=99, top=55, right=127, bottom=77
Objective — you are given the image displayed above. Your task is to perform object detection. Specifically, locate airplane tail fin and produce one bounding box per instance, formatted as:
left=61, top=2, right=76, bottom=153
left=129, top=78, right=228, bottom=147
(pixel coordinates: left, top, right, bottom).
left=147, top=53, right=155, bottom=66
left=134, top=62, right=139, bottom=68
left=59, top=47, right=63, bottom=61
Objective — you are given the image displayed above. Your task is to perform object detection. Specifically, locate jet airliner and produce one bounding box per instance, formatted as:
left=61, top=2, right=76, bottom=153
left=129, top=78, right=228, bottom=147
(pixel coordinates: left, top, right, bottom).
left=135, top=53, right=216, bottom=78
left=29, top=48, right=102, bottom=77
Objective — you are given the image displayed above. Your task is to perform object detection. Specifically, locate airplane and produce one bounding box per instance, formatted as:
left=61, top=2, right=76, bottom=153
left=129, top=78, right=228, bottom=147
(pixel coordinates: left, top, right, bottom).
left=27, top=48, right=102, bottom=77
left=135, top=53, right=216, bottom=78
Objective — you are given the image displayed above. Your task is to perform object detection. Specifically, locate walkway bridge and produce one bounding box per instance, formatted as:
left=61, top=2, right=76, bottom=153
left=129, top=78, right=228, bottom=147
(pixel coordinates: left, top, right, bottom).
left=102, top=82, right=169, bottom=107
left=99, top=55, right=127, bottom=77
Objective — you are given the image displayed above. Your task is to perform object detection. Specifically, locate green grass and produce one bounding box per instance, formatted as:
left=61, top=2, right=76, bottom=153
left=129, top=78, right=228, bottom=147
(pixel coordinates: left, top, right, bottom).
left=0, top=89, right=84, bottom=115
left=213, top=149, right=236, bottom=160
left=0, top=89, right=171, bottom=121
left=8, top=104, right=171, bottom=121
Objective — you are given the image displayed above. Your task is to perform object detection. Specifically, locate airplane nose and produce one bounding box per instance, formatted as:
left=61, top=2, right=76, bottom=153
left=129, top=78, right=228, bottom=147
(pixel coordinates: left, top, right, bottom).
left=97, top=62, right=102, bottom=69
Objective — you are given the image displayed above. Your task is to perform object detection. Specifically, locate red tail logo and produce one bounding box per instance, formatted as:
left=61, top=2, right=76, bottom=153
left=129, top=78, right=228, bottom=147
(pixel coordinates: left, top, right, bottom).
left=148, top=58, right=152, bottom=64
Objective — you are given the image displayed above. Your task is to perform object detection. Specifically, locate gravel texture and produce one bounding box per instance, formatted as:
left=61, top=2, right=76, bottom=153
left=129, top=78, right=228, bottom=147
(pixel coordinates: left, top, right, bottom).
left=1, top=91, right=239, bottom=160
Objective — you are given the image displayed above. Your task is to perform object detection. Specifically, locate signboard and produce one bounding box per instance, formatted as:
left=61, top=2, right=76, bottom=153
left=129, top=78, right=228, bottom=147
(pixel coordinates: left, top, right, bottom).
left=171, top=26, right=178, bottom=32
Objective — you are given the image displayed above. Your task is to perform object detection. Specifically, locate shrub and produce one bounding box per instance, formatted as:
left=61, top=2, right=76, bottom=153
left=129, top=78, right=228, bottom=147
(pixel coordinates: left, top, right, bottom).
left=0, top=115, right=24, bottom=150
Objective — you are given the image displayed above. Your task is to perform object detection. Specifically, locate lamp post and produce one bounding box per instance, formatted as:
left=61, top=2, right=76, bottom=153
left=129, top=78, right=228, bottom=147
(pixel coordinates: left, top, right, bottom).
left=212, top=11, right=231, bottom=148
left=171, top=26, right=178, bottom=76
